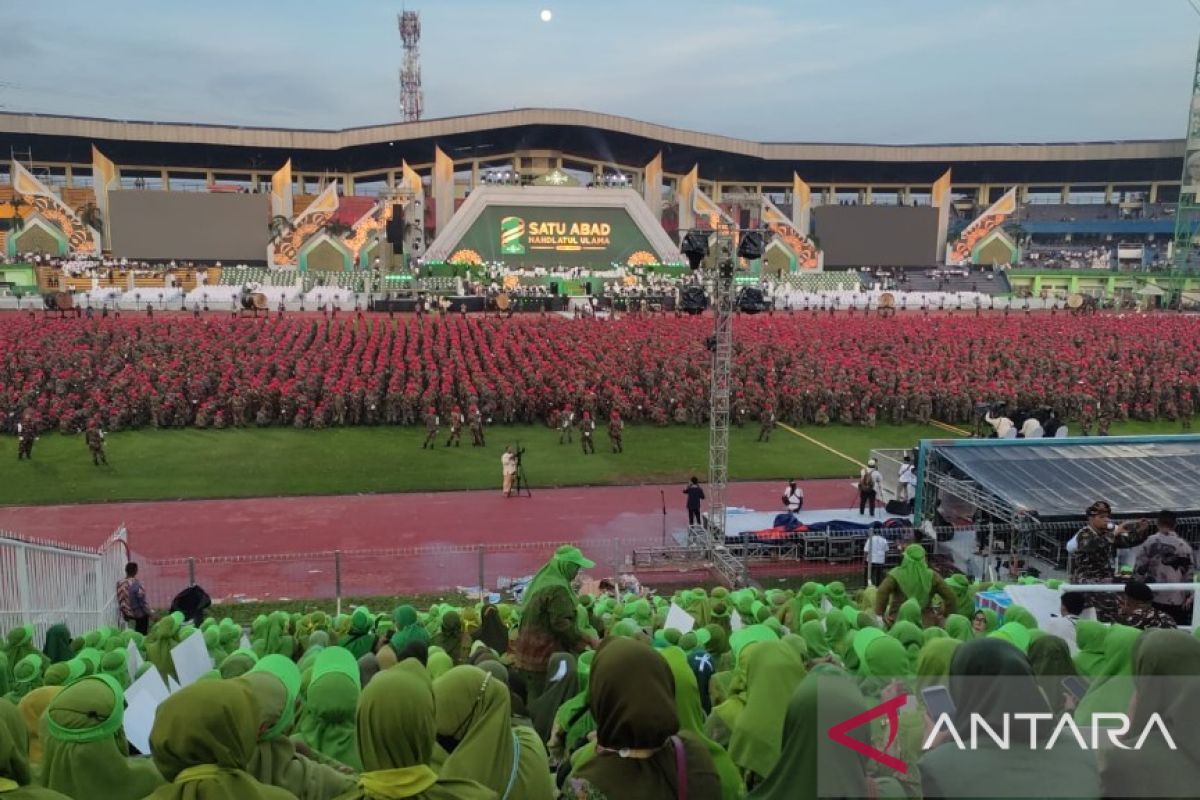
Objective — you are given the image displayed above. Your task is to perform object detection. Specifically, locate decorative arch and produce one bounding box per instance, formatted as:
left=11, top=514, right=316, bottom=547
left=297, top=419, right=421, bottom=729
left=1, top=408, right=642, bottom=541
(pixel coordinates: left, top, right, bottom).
left=299, top=234, right=353, bottom=272
left=6, top=214, right=69, bottom=258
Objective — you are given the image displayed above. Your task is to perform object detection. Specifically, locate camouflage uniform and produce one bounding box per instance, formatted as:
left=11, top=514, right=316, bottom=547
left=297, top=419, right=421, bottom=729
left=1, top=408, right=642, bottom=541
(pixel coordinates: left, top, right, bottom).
left=16, top=420, right=36, bottom=460
left=579, top=414, right=596, bottom=455
left=85, top=426, right=107, bottom=466
left=445, top=408, right=464, bottom=447
left=421, top=410, right=440, bottom=449
left=558, top=407, right=575, bottom=444
left=470, top=408, right=486, bottom=447
left=757, top=408, right=776, bottom=442
left=607, top=413, right=624, bottom=453
left=1070, top=523, right=1150, bottom=622
left=1117, top=602, right=1178, bottom=630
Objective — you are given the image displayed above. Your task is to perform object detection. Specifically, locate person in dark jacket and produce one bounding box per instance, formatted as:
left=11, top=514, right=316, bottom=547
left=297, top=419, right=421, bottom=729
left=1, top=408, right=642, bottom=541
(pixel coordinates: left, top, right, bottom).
left=684, top=476, right=705, bottom=527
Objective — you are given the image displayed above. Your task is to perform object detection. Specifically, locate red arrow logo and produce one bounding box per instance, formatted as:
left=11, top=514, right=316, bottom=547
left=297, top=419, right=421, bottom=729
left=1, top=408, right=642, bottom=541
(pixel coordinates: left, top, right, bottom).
left=827, top=693, right=909, bottom=774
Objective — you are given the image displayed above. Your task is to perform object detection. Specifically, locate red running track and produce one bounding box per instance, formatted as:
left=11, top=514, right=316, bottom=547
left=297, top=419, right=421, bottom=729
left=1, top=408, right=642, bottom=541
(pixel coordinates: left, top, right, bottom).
left=0, top=478, right=858, bottom=603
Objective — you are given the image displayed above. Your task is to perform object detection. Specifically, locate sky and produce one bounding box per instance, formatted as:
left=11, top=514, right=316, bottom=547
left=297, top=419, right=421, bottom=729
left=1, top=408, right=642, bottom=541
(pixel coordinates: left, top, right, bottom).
left=2, top=0, right=1198, bottom=143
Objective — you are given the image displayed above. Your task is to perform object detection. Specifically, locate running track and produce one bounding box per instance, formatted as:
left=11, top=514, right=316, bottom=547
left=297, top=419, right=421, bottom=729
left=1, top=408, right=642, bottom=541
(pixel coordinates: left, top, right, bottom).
left=0, top=479, right=861, bottom=603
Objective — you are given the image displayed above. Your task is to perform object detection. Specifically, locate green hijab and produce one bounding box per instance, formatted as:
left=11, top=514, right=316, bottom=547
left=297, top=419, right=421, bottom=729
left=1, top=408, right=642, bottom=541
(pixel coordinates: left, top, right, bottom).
left=1074, top=623, right=1140, bottom=726
left=916, top=639, right=960, bottom=689
left=853, top=628, right=909, bottom=684
left=554, top=650, right=595, bottom=755
left=5, top=626, right=39, bottom=670
left=1027, top=634, right=1078, bottom=714
left=747, top=672, right=904, bottom=800
left=527, top=652, right=577, bottom=743
left=430, top=613, right=465, bottom=666
left=944, top=574, right=972, bottom=616
left=239, top=661, right=355, bottom=800
left=1129, top=630, right=1200, bottom=762
left=144, top=613, right=185, bottom=682
left=572, top=638, right=718, bottom=800
left=1003, top=605, right=1039, bottom=630
left=293, top=646, right=362, bottom=772
left=729, top=640, right=807, bottom=781
left=40, top=674, right=164, bottom=800
left=426, top=651, right=453, bottom=681
left=946, top=638, right=1051, bottom=745
left=660, top=646, right=742, bottom=800
left=728, top=624, right=777, bottom=665
left=434, top=665, right=553, bottom=800
left=390, top=606, right=429, bottom=654
left=989, top=622, right=1032, bottom=654
left=1, top=696, right=71, bottom=800
left=41, top=626, right=72, bottom=665
left=823, top=609, right=853, bottom=657
left=1073, top=620, right=1108, bottom=677
left=889, top=545, right=934, bottom=607
left=341, top=608, right=375, bottom=660
left=144, top=680, right=295, bottom=800
left=9, top=655, right=44, bottom=702
left=896, top=599, right=923, bottom=627
left=345, top=659, right=493, bottom=800
left=99, top=649, right=130, bottom=690
left=944, top=614, right=973, bottom=642
left=799, top=621, right=830, bottom=660
left=220, top=648, right=259, bottom=680
left=523, top=546, right=593, bottom=605
left=887, top=621, right=924, bottom=670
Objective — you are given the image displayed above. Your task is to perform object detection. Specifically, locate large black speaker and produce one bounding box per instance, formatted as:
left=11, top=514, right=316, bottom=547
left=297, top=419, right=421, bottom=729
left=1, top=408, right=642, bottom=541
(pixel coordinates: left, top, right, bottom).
left=549, top=281, right=560, bottom=296
left=680, top=286, right=709, bottom=315
left=736, top=287, right=769, bottom=314
left=385, top=205, right=405, bottom=247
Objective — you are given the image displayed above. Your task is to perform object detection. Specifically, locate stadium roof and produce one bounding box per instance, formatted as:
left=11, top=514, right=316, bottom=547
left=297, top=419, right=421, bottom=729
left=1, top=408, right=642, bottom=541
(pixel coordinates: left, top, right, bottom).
left=0, top=109, right=1184, bottom=184
left=922, top=435, right=1200, bottom=521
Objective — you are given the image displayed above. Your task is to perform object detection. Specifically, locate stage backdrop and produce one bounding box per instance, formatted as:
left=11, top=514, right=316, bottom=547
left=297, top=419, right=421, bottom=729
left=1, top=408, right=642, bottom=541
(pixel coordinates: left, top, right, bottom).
left=813, top=206, right=939, bottom=267
left=450, top=204, right=659, bottom=267
left=109, top=191, right=269, bottom=261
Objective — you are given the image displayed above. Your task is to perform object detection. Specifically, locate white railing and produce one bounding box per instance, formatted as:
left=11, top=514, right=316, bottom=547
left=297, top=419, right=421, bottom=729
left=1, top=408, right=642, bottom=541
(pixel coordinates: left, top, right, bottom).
left=0, top=525, right=128, bottom=642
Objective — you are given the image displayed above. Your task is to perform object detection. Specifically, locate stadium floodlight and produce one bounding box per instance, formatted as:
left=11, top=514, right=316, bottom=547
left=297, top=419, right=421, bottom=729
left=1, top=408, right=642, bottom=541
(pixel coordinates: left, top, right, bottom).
left=681, top=231, right=709, bottom=270
left=737, top=231, right=764, bottom=261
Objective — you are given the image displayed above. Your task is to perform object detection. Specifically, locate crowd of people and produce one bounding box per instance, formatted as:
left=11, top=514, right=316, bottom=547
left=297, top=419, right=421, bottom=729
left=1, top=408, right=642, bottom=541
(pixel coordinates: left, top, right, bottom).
left=2, top=311, right=1198, bottom=436
left=2, top=543, right=1198, bottom=799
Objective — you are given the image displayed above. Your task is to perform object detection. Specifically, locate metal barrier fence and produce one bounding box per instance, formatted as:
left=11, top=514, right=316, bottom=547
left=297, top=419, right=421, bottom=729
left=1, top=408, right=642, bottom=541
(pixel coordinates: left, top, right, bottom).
left=0, top=526, right=129, bottom=641
left=137, top=537, right=667, bottom=610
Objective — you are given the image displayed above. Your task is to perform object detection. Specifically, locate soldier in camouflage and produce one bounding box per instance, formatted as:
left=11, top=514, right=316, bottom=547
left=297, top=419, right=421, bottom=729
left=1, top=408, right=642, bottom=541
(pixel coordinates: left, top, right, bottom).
left=1116, top=580, right=1178, bottom=630
left=445, top=405, right=465, bottom=447
left=757, top=405, right=776, bottom=442
left=421, top=407, right=440, bottom=450
left=1068, top=500, right=1151, bottom=622
left=607, top=410, right=624, bottom=454
left=85, top=421, right=108, bottom=466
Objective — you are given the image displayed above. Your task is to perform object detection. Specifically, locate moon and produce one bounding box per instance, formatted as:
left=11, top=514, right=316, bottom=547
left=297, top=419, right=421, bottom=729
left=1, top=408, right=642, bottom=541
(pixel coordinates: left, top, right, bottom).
left=540, top=9, right=553, bottom=22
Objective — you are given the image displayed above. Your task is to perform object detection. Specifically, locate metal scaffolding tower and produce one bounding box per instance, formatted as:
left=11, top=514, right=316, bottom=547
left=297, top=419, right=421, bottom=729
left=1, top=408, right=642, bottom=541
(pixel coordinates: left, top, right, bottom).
left=1173, top=30, right=1200, bottom=272
left=398, top=10, right=424, bottom=122
left=704, top=234, right=736, bottom=546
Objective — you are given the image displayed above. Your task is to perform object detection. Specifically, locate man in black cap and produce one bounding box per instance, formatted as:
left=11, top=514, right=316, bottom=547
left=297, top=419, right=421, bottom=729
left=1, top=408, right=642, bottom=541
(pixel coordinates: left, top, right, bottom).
left=1117, top=580, right=1177, bottom=630
left=1067, top=499, right=1151, bottom=622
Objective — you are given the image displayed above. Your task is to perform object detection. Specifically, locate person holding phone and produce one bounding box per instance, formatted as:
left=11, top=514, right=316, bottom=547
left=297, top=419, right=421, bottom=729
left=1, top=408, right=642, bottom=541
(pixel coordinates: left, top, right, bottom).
left=1067, top=500, right=1151, bottom=622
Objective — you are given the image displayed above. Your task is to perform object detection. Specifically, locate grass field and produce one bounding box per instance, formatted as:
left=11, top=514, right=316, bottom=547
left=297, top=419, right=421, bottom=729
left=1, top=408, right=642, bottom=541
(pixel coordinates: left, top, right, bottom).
left=0, top=419, right=1191, bottom=506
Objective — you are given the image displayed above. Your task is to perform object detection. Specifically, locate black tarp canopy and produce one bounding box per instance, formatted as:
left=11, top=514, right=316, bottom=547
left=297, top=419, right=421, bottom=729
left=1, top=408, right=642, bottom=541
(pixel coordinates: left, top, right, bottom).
left=923, top=436, right=1200, bottom=521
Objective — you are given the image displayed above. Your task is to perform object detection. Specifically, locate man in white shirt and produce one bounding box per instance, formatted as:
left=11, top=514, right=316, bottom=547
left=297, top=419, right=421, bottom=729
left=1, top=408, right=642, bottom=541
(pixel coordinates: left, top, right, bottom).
left=1019, top=415, right=1044, bottom=439
left=896, top=454, right=917, bottom=504
left=864, top=530, right=889, bottom=585
left=782, top=479, right=804, bottom=514
left=985, top=409, right=1015, bottom=438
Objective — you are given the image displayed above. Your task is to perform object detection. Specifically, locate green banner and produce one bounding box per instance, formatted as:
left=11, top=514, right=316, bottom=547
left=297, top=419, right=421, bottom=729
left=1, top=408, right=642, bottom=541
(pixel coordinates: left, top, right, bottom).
left=448, top=204, right=661, bottom=267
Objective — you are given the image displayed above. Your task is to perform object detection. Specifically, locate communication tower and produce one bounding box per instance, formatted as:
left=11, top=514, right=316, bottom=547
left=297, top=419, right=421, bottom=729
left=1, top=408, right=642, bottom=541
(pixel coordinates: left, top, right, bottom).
left=398, top=10, right=424, bottom=122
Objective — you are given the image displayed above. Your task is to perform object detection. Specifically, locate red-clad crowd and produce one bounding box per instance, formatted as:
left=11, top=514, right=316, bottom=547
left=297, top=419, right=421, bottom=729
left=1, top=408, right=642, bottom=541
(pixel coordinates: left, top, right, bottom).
left=0, top=312, right=1197, bottom=434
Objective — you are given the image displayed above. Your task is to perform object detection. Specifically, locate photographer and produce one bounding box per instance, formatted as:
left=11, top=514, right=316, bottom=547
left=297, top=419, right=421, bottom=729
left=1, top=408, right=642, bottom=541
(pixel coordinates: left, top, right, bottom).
left=984, top=403, right=1016, bottom=438
left=502, top=445, right=520, bottom=497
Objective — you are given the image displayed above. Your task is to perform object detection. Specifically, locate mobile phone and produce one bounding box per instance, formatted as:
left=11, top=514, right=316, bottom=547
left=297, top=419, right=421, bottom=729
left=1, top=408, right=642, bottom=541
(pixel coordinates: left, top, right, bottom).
left=921, top=685, right=956, bottom=719
left=1062, top=676, right=1089, bottom=701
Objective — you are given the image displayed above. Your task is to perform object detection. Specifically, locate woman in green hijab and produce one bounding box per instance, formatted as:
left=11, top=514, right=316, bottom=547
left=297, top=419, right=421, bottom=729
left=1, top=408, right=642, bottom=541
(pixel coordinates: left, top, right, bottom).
left=1027, top=634, right=1078, bottom=714
left=747, top=672, right=905, bottom=799
left=565, top=638, right=720, bottom=800
left=240, top=655, right=355, bottom=800
left=39, top=674, right=163, bottom=799
left=341, top=609, right=376, bottom=661
left=430, top=613, right=468, bottom=666
left=729, top=639, right=807, bottom=786
left=338, top=659, right=493, bottom=800
left=548, top=651, right=594, bottom=767
left=526, top=652, right=576, bottom=743
left=1072, top=620, right=1107, bottom=677
left=919, top=638, right=1100, bottom=800
left=426, top=650, right=453, bottom=681
left=0, top=697, right=71, bottom=799
left=293, top=646, right=362, bottom=773
left=944, top=614, right=974, bottom=642
left=1002, top=605, right=1039, bottom=630
left=822, top=609, right=853, bottom=660
left=221, top=648, right=260, bottom=680
left=144, top=680, right=296, bottom=800
left=658, top=646, right=742, bottom=800
left=7, top=655, right=44, bottom=704
left=887, top=621, right=924, bottom=672
left=1101, top=629, right=1200, bottom=799
left=1073, top=623, right=1140, bottom=727
left=5, top=626, right=40, bottom=670
left=512, top=545, right=596, bottom=702
left=853, top=628, right=910, bottom=692
left=40, top=626, right=72, bottom=665
left=433, top=665, right=554, bottom=800
left=895, top=598, right=923, bottom=627
left=875, top=544, right=957, bottom=623
left=389, top=606, right=430, bottom=657
left=144, top=613, right=185, bottom=682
